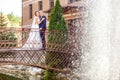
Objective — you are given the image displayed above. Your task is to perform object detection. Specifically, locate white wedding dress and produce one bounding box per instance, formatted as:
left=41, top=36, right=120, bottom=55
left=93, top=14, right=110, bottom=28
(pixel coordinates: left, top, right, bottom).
left=22, top=16, right=42, bottom=50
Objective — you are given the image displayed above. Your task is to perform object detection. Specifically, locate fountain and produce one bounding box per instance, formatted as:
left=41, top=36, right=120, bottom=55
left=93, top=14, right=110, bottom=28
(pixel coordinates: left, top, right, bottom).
left=70, top=0, right=120, bottom=80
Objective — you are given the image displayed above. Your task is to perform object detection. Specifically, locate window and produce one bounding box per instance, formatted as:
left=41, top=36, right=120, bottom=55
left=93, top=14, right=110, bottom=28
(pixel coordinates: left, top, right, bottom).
left=29, top=4, right=32, bottom=19
left=50, top=0, right=54, bottom=8
left=38, top=1, right=42, bottom=10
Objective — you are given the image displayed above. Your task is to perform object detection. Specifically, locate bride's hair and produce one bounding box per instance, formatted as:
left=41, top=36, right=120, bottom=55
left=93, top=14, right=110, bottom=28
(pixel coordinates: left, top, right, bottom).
left=34, top=11, right=39, bottom=16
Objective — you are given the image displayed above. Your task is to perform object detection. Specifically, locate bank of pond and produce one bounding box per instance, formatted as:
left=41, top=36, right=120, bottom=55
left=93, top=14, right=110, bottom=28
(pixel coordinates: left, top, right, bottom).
left=0, top=73, right=22, bottom=80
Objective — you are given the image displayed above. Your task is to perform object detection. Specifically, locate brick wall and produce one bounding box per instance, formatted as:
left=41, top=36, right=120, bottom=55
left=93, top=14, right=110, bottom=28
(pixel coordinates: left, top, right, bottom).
left=22, top=0, right=71, bottom=27
left=43, top=0, right=51, bottom=11
left=22, top=0, right=50, bottom=27
left=58, top=0, right=68, bottom=6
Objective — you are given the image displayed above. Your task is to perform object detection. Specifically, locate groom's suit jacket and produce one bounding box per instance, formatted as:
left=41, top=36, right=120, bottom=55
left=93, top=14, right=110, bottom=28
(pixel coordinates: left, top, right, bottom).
left=39, top=15, right=46, bottom=30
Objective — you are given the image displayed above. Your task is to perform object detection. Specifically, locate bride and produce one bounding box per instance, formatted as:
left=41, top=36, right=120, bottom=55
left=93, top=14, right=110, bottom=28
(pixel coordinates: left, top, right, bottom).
left=22, top=11, right=42, bottom=50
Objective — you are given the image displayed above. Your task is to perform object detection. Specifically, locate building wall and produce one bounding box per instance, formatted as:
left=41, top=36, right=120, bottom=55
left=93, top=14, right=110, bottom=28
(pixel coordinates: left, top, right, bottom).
left=59, top=0, right=68, bottom=6
left=22, top=0, right=69, bottom=27
left=22, top=0, right=41, bottom=27
left=22, top=0, right=85, bottom=28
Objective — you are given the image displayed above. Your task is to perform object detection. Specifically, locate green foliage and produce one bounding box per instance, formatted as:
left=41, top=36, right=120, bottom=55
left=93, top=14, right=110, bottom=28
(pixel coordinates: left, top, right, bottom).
left=7, top=12, right=21, bottom=26
left=48, top=31, right=68, bottom=44
left=0, top=73, right=22, bottom=80
left=42, top=69, right=68, bottom=80
left=48, top=0, right=68, bottom=44
left=49, top=0, right=67, bottom=31
left=0, top=12, right=8, bottom=27
left=0, top=32, right=17, bottom=41
left=46, top=0, right=68, bottom=67
left=44, top=0, right=69, bottom=80
left=45, top=53, right=60, bottom=68
left=6, top=32, right=17, bottom=41
left=42, top=68, right=58, bottom=80
left=0, top=31, right=17, bottom=47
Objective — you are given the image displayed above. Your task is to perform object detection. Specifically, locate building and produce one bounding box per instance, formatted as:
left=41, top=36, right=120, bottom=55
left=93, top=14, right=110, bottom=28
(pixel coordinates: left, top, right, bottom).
left=22, top=0, right=86, bottom=28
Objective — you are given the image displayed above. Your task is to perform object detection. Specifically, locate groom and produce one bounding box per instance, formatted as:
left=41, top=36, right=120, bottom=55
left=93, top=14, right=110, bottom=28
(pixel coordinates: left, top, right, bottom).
left=38, top=11, right=46, bottom=50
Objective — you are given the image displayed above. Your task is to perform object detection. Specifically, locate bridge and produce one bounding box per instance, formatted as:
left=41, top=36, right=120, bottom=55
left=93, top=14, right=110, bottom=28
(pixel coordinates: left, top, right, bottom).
left=0, top=27, right=78, bottom=73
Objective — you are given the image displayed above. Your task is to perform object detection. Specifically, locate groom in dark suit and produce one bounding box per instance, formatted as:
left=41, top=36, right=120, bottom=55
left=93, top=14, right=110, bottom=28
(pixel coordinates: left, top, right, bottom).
left=38, top=11, right=46, bottom=50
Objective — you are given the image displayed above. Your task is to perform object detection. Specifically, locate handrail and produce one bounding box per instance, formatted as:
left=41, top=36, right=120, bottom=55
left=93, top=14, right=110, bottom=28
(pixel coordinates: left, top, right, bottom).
left=0, top=27, right=69, bottom=50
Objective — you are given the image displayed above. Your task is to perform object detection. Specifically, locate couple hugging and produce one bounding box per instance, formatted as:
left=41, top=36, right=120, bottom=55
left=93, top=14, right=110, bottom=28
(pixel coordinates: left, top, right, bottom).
left=23, top=11, right=46, bottom=50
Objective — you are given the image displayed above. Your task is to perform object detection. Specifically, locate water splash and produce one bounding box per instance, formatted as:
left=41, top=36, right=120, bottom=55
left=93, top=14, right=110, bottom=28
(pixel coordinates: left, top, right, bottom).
left=71, top=0, right=120, bottom=80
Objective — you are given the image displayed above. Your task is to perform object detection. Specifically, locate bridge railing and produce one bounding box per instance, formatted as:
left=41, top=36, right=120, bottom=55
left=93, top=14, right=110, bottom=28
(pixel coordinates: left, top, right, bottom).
left=0, top=27, right=22, bottom=49
left=0, top=27, right=47, bottom=49
left=0, top=27, right=78, bottom=72
left=0, top=27, right=70, bottom=51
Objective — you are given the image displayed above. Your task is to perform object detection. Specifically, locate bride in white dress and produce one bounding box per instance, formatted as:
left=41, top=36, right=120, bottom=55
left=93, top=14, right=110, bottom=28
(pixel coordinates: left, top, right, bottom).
left=22, top=11, right=42, bottom=50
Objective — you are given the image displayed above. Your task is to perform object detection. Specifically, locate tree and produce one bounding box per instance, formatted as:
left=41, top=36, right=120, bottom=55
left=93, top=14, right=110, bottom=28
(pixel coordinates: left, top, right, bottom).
left=43, top=0, right=69, bottom=80
left=0, top=12, right=8, bottom=27
left=49, top=0, right=67, bottom=31
left=7, top=12, right=21, bottom=26
left=47, top=0, right=68, bottom=68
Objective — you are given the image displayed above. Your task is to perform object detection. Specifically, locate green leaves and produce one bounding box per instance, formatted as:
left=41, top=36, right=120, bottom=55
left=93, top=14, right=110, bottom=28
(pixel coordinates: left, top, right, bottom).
left=44, top=1, right=69, bottom=80
left=48, top=0, right=68, bottom=44
left=7, top=12, right=21, bottom=26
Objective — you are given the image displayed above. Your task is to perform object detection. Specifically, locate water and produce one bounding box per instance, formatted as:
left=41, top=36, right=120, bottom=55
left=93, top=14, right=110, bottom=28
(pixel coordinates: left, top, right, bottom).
left=72, top=0, right=120, bottom=80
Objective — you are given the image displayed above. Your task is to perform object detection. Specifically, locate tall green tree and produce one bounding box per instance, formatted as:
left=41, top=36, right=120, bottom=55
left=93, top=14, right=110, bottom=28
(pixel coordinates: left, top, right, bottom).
left=0, top=12, right=8, bottom=27
left=49, top=0, right=67, bottom=31
left=43, top=0, right=69, bottom=80
left=47, top=0, right=68, bottom=68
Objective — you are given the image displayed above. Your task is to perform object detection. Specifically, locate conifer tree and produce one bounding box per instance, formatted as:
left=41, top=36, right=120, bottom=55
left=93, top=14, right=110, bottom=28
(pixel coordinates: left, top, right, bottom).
left=44, top=0, right=70, bottom=79
left=46, top=0, right=68, bottom=69
left=49, top=0, right=67, bottom=31
left=0, top=12, right=7, bottom=27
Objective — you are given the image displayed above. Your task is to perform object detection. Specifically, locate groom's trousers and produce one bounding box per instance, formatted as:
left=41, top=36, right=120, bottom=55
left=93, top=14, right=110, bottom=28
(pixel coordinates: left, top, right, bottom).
left=40, top=30, right=46, bottom=49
